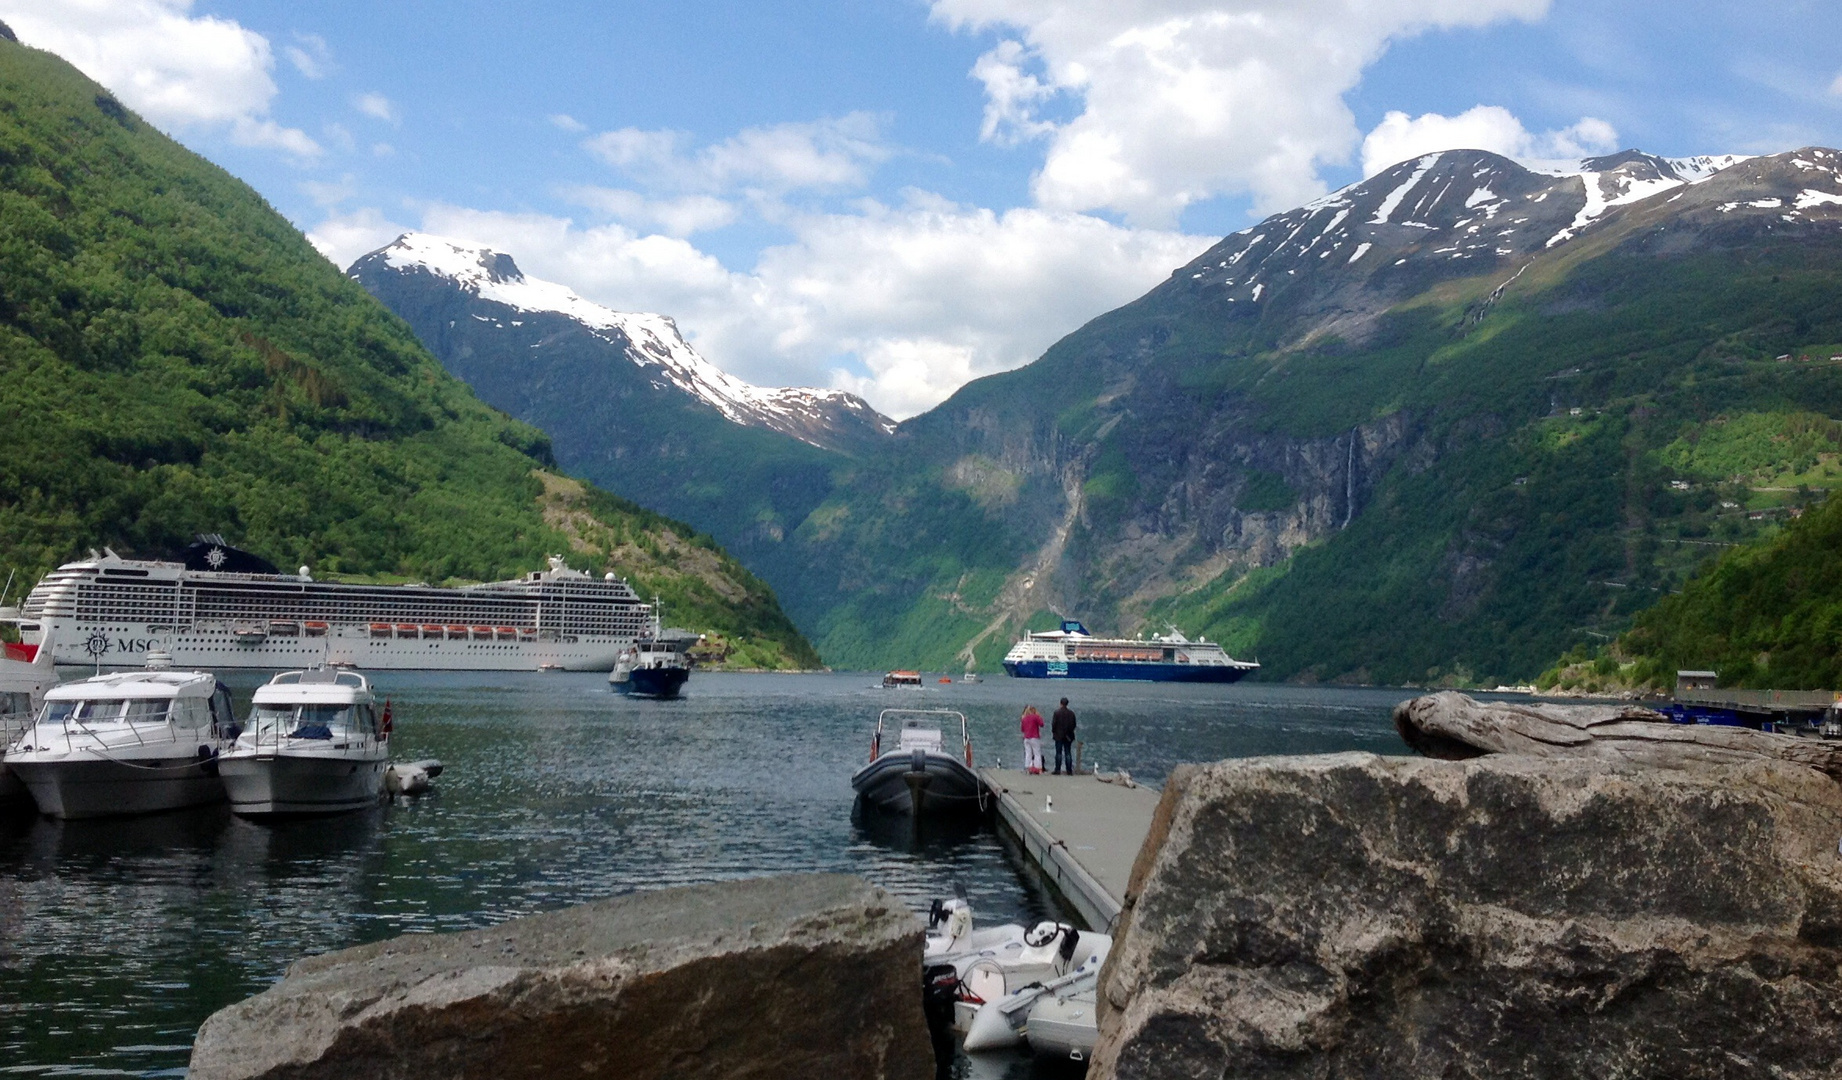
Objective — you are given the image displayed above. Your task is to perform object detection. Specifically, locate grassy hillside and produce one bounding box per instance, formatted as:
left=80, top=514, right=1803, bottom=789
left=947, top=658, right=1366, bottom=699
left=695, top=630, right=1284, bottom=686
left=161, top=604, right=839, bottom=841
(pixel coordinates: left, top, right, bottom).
left=1542, top=489, right=1842, bottom=692
left=0, top=38, right=817, bottom=668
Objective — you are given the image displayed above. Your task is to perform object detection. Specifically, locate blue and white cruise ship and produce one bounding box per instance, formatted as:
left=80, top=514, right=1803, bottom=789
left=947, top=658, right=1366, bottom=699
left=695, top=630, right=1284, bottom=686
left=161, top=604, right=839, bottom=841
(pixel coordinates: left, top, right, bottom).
left=1002, top=621, right=1258, bottom=683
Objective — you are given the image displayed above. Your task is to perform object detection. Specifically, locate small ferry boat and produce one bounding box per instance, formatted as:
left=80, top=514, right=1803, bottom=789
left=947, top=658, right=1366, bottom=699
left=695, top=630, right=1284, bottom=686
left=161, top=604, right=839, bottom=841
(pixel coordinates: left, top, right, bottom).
left=851, top=709, right=982, bottom=815
left=217, top=669, right=389, bottom=816
left=609, top=610, right=694, bottom=699
left=4, top=668, right=237, bottom=819
left=1002, top=621, right=1258, bottom=683
left=881, top=670, right=923, bottom=689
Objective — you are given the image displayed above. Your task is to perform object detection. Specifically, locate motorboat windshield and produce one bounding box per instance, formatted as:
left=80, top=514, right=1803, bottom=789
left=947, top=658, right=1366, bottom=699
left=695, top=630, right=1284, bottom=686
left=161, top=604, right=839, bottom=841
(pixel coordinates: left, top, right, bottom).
left=243, top=669, right=378, bottom=747
left=20, top=670, right=227, bottom=751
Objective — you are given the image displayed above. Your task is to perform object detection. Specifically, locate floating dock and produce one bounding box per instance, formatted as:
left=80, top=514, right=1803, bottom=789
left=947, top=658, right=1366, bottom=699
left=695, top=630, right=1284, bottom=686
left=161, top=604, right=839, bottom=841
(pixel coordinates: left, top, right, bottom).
left=978, top=768, right=1162, bottom=932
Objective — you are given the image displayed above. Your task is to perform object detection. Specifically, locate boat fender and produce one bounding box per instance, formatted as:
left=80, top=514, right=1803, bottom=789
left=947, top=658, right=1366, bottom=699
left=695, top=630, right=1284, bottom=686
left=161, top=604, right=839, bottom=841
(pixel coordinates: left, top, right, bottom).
left=196, top=744, right=220, bottom=777
left=910, top=748, right=927, bottom=773
left=928, top=898, right=946, bottom=928
left=386, top=763, right=433, bottom=796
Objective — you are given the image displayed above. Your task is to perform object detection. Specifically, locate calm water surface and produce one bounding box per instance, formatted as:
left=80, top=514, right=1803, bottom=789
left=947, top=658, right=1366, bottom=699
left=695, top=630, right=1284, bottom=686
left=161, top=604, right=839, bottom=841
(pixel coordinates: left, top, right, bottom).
left=0, top=671, right=1416, bottom=1076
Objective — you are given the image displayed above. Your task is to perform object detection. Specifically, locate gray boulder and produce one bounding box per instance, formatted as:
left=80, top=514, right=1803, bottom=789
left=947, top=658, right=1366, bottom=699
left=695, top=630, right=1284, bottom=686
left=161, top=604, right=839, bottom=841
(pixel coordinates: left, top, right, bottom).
left=1092, top=752, right=1842, bottom=1079
left=189, top=873, right=932, bottom=1080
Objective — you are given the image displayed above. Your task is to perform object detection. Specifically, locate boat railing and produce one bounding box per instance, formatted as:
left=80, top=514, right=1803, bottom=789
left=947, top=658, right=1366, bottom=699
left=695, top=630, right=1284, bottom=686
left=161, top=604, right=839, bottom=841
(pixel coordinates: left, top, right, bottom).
left=871, top=708, right=972, bottom=766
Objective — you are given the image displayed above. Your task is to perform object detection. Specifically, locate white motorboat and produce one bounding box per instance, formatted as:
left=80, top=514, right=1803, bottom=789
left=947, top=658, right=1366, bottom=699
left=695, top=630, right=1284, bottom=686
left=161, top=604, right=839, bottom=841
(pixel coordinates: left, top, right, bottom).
left=962, top=955, right=1106, bottom=1059
left=218, top=669, right=389, bottom=816
left=917, top=891, right=1111, bottom=1043
left=949, top=921, right=1109, bottom=1035
left=0, top=626, right=58, bottom=804
left=850, top=709, right=983, bottom=815
left=4, top=669, right=237, bottom=819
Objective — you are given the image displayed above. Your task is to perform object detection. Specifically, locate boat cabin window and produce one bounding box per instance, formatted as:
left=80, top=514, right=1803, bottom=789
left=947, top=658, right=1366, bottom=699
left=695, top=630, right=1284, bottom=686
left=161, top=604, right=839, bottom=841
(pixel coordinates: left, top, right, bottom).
left=122, top=699, right=170, bottom=726
left=169, top=698, right=211, bottom=730
left=40, top=698, right=169, bottom=727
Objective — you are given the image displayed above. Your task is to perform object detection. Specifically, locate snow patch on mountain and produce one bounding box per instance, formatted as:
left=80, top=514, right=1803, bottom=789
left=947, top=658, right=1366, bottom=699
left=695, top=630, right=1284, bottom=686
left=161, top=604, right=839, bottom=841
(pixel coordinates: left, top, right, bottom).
left=375, top=233, right=895, bottom=444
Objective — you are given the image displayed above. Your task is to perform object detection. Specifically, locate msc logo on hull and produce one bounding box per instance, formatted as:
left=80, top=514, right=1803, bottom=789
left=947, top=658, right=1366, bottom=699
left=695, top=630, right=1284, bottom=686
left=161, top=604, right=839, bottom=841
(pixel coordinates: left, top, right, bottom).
left=79, top=634, right=161, bottom=658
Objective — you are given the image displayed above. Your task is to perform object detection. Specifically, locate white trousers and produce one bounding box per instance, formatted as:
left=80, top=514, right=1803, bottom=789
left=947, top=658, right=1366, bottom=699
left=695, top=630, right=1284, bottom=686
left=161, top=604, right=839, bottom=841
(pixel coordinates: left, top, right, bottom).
left=1023, top=737, right=1043, bottom=771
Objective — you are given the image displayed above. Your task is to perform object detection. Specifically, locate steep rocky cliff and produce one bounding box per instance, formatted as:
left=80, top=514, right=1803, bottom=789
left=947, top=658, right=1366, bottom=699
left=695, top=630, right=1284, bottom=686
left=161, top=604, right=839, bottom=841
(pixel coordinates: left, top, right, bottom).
left=782, top=147, right=1842, bottom=679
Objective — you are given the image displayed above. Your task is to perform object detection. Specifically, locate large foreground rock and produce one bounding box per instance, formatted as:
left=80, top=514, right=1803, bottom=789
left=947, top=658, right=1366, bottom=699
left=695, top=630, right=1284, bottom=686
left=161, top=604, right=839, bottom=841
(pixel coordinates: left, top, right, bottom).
left=189, top=874, right=931, bottom=1080
left=1092, top=752, right=1842, bottom=1079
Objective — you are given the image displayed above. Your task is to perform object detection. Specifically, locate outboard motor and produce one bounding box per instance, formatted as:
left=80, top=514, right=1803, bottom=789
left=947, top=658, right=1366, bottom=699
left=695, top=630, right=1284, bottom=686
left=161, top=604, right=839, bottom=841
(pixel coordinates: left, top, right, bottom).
left=921, top=964, right=961, bottom=1078
left=923, top=897, right=974, bottom=958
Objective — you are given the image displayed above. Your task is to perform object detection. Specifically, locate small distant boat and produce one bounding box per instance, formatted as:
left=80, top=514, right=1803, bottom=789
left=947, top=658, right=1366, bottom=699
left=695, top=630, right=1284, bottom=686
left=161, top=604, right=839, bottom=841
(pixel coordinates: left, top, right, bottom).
left=5, top=668, right=237, bottom=819
left=962, top=670, right=982, bottom=684
left=1003, top=620, right=1258, bottom=683
left=850, top=708, right=982, bottom=815
left=218, top=668, right=389, bottom=816
left=938, top=676, right=952, bottom=684
left=881, top=670, right=923, bottom=688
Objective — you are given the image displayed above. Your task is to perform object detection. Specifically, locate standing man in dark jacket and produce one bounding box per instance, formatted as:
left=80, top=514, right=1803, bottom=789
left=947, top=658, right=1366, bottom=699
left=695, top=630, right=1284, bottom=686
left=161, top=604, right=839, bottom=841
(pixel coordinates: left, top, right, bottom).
left=1051, top=698, right=1077, bottom=775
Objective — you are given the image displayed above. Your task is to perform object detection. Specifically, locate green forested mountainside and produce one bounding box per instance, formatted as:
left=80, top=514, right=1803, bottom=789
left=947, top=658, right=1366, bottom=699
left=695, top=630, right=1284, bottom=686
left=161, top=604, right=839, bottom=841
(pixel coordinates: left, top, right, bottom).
left=0, top=39, right=817, bottom=668
left=756, top=150, right=1842, bottom=681
left=1549, top=489, right=1842, bottom=692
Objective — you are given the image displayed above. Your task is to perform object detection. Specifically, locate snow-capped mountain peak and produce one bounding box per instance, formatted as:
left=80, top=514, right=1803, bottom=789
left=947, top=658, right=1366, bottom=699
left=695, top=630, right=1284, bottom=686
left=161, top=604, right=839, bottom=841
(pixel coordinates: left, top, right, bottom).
left=365, top=233, right=894, bottom=447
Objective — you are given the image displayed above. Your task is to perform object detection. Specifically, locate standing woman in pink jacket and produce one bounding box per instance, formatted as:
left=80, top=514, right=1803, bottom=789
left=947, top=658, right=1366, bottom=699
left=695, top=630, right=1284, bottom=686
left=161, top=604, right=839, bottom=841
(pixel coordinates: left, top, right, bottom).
left=1020, top=705, right=1045, bottom=775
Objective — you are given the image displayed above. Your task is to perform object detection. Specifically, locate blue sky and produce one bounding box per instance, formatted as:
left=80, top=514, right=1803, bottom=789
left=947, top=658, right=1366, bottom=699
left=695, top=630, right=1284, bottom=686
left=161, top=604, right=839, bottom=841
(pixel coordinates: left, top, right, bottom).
left=7, top=0, right=1842, bottom=416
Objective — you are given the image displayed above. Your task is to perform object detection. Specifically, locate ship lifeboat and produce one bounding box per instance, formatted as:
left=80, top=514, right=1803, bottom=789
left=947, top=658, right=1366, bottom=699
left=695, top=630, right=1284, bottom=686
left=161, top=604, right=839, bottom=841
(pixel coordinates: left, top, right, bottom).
left=446, top=625, right=470, bottom=640
left=267, top=620, right=300, bottom=637
left=394, top=624, right=419, bottom=639
left=516, top=628, right=537, bottom=642
left=494, top=627, right=518, bottom=641
left=419, top=624, right=444, bottom=638
left=369, top=623, right=391, bottom=639
left=471, top=626, right=495, bottom=640
left=304, top=621, right=329, bottom=638
left=232, top=623, right=268, bottom=643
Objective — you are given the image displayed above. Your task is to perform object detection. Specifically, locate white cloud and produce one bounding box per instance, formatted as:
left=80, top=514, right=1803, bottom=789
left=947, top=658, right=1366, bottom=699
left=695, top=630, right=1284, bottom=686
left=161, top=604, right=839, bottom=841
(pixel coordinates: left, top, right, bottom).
left=300, top=174, right=356, bottom=208
left=1359, top=105, right=1618, bottom=176
left=372, top=142, right=395, bottom=158
left=562, top=186, right=738, bottom=237
left=353, top=91, right=397, bottom=124
left=1831, top=71, right=1842, bottom=97
left=307, top=206, right=410, bottom=266
left=284, top=32, right=329, bottom=79
left=931, top=0, right=1551, bottom=225
left=0, top=0, right=319, bottom=157
left=314, top=195, right=1207, bottom=419
left=583, top=113, right=891, bottom=195
left=548, top=113, right=587, bottom=132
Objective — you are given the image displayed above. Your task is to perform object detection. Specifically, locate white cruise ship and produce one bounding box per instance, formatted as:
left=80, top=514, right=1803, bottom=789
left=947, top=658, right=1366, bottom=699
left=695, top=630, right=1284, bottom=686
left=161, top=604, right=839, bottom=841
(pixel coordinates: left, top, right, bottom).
left=17, top=539, right=650, bottom=672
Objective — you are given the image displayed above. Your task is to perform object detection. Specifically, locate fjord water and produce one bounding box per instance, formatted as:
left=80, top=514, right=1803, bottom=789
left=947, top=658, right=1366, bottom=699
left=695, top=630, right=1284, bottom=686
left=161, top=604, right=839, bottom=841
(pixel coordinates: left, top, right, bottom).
left=0, top=672, right=1410, bottom=1076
